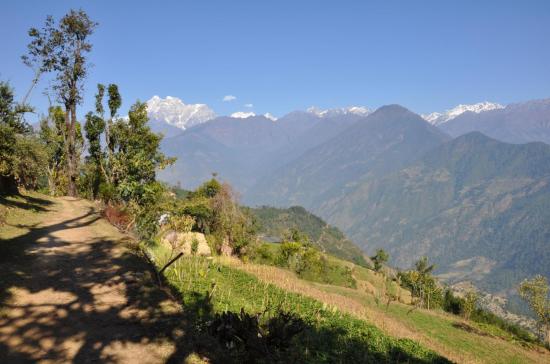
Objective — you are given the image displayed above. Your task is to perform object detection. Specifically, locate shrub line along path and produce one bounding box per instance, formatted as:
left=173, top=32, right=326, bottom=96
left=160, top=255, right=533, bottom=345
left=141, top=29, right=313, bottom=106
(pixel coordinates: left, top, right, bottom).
left=0, top=196, right=214, bottom=363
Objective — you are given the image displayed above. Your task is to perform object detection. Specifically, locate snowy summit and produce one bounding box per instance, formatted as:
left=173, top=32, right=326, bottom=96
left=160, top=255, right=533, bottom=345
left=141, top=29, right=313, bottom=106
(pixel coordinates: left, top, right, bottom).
left=307, top=106, right=371, bottom=118
left=146, top=96, right=216, bottom=130
left=422, top=102, right=504, bottom=125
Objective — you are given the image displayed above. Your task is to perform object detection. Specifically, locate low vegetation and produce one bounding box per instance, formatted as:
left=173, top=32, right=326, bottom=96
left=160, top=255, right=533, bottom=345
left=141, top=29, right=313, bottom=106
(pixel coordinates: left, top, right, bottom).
left=147, top=243, right=450, bottom=363
left=251, top=241, right=357, bottom=288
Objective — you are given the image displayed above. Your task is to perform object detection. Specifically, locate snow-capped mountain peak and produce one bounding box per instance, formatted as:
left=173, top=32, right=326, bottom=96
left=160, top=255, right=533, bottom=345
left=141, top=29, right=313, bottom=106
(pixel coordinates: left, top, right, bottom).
left=422, top=102, right=504, bottom=125
left=307, top=106, right=371, bottom=118
left=230, top=111, right=256, bottom=119
left=263, top=112, right=277, bottom=121
left=146, top=96, right=216, bottom=130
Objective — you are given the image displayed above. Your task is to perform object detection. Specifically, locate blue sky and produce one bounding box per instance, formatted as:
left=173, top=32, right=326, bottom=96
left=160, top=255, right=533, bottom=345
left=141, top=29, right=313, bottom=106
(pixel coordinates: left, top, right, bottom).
left=1, top=0, right=549, bottom=121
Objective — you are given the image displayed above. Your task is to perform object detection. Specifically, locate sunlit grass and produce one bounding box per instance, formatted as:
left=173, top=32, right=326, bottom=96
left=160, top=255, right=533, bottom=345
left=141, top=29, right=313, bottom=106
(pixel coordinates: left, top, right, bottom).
left=147, top=244, right=450, bottom=363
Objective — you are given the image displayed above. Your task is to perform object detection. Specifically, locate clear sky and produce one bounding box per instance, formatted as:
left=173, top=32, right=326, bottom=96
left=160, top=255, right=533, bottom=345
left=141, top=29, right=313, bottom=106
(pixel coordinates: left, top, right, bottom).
left=1, top=0, right=549, bottom=121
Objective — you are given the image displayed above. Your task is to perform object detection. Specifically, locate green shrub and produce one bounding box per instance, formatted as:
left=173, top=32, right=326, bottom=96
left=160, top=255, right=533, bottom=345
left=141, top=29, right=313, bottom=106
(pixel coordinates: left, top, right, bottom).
left=251, top=242, right=356, bottom=288
left=471, top=308, right=538, bottom=343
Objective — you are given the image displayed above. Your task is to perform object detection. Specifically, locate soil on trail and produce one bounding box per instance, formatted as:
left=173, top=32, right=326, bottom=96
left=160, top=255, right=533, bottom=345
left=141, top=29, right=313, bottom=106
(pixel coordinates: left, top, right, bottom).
left=0, top=197, right=217, bottom=363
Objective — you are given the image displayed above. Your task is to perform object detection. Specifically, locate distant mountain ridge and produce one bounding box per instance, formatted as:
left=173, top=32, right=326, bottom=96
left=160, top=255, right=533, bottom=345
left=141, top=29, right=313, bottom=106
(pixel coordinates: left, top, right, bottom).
left=245, top=105, right=450, bottom=209
left=440, top=98, right=550, bottom=144
left=158, top=111, right=365, bottom=191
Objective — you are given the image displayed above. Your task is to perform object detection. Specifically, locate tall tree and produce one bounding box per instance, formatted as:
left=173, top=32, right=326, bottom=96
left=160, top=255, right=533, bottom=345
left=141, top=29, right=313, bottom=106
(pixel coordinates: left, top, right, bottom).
left=21, top=16, right=58, bottom=105
left=109, top=101, right=174, bottom=236
left=83, top=111, right=105, bottom=198
left=415, top=256, right=436, bottom=277
left=106, top=83, right=121, bottom=183
left=40, top=106, right=67, bottom=195
left=25, top=9, right=97, bottom=196
left=519, top=275, right=550, bottom=345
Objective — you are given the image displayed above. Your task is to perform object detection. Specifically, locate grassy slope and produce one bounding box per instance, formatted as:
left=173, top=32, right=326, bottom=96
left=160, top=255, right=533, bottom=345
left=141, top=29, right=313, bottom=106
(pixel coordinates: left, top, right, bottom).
left=148, top=244, right=449, bottom=363
left=224, top=260, right=550, bottom=364
left=0, top=192, right=56, bottom=260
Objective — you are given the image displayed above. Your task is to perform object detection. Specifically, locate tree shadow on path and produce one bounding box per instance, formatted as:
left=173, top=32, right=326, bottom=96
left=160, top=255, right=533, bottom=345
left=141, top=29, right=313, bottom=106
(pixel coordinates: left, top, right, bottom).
left=0, top=200, right=225, bottom=363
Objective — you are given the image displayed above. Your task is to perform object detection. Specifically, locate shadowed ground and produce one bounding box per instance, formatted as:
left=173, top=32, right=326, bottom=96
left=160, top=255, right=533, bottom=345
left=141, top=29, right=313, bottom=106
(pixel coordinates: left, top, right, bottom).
left=0, top=196, right=222, bottom=363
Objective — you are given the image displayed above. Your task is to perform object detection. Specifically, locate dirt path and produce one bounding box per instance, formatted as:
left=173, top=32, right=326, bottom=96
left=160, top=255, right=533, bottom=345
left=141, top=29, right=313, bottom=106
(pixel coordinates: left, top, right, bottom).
left=0, top=197, right=214, bottom=363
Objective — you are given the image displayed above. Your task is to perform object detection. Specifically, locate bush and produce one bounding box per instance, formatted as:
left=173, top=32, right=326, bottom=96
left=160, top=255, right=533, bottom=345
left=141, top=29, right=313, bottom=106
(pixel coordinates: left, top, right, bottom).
left=251, top=243, right=275, bottom=264
left=251, top=242, right=356, bottom=288
left=208, top=309, right=305, bottom=362
left=443, top=289, right=463, bottom=315
left=103, top=204, right=132, bottom=230
left=442, top=289, right=538, bottom=343
left=471, top=309, right=538, bottom=343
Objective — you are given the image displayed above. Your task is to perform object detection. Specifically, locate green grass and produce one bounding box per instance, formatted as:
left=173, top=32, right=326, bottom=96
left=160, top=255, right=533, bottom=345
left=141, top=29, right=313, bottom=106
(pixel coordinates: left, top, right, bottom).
left=316, top=282, right=548, bottom=364
left=148, top=244, right=450, bottom=363
left=0, top=192, right=55, bottom=254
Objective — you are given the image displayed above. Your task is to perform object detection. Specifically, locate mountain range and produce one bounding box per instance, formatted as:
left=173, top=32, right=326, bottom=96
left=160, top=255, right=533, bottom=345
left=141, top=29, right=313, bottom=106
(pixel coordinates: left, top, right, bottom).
left=422, top=101, right=504, bottom=126
left=152, top=96, right=550, bottom=312
left=440, top=98, right=550, bottom=144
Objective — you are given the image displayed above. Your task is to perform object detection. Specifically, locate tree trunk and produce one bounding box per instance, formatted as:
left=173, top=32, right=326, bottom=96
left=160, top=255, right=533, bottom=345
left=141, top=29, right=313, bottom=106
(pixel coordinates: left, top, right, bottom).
left=66, top=105, right=77, bottom=197
left=47, top=166, right=55, bottom=196
left=21, top=69, right=41, bottom=106
left=105, top=118, right=111, bottom=181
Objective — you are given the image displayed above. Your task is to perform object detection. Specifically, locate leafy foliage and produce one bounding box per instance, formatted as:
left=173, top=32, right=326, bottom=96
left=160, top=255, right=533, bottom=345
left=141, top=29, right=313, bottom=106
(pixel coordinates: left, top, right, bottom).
left=208, top=309, right=305, bottom=362
left=39, top=106, right=68, bottom=195
left=371, top=249, right=389, bottom=272
left=519, top=275, right=550, bottom=344
left=399, top=257, right=443, bottom=310
left=168, top=179, right=257, bottom=256
left=0, top=81, right=46, bottom=192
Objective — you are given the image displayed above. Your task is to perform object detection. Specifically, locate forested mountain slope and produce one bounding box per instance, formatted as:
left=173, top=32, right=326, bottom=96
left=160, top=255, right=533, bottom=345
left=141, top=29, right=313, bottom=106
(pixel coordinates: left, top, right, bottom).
left=250, top=205, right=370, bottom=266
left=325, top=132, right=550, bottom=295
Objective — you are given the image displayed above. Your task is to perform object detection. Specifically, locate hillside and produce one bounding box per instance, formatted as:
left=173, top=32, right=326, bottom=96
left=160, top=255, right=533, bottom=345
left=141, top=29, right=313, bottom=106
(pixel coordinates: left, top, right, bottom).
left=159, top=112, right=362, bottom=192
left=147, top=242, right=550, bottom=363
left=325, top=132, right=550, bottom=300
left=245, top=105, right=451, bottom=210
left=249, top=205, right=369, bottom=266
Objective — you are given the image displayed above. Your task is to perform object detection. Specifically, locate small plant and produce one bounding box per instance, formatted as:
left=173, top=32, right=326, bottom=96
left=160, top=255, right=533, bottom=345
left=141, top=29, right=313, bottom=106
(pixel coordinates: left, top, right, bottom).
left=191, top=237, right=199, bottom=256
left=461, top=290, right=478, bottom=321
left=0, top=205, right=6, bottom=226
left=208, top=308, right=305, bottom=362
